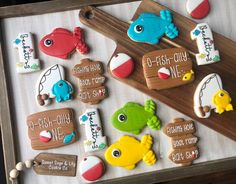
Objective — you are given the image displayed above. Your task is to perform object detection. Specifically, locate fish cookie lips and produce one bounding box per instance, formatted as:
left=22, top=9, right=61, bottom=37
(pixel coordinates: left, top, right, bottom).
left=26, top=108, right=78, bottom=150
left=194, top=73, right=233, bottom=118
left=111, top=99, right=161, bottom=134
left=142, top=48, right=194, bottom=90
left=39, top=27, right=89, bottom=59
left=127, top=10, right=179, bottom=45
left=105, top=135, right=157, bottom=170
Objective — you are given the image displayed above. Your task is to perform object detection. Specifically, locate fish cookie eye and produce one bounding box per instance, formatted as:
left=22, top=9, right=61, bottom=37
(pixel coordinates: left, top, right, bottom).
left=219, top=93, right=224, bottom=97
left=58, top=82, right=63, bottom=87
left=44, top=39, right=53, bottom=47
left=112, top=149, right=121, bottom=158
left=134, top=25, right=144, bottom=33
left=118, top=114, right=126, bottom=122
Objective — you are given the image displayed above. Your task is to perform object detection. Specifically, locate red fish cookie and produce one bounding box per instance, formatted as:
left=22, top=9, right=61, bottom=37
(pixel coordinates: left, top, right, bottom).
left=39, top=27, right=89, bottom=59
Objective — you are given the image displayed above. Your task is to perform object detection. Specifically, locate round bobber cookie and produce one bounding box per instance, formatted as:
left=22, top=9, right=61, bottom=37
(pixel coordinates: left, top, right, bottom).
left=79, top=156, right=105, bottom=182
left=110, top=53, right=134, bottom=78
left=186, top=0, right=210, bottom=19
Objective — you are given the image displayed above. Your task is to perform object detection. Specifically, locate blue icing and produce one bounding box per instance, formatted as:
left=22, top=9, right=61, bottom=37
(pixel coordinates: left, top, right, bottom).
left=14, top=38, right=21, bottom=45
left=193, top=29, right=201, bottom=36
left=63, top=132, right=75, bottom=144
left=127, top=10, right=179, bottom=45
left=52, top=80, right=73, bottom=103
left=80, top=115, right=88, bottom=122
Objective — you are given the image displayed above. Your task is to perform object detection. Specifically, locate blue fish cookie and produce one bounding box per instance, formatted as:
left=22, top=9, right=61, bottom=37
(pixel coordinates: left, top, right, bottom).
left=52, top=79, right=73, bottom=103
left=127, top=10, right=179, bottom=44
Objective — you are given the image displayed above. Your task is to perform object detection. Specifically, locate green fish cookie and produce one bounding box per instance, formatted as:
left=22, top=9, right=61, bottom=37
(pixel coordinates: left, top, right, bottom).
left=111, top=99, right=161, bottom=134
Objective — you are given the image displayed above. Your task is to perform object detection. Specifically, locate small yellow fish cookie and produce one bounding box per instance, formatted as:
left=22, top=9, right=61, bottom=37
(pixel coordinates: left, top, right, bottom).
left=212, top=90, right=233, bottom=114
left=104, top=135, right=156, bottom=170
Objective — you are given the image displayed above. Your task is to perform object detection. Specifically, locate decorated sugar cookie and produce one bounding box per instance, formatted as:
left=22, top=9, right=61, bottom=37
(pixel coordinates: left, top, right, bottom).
left=163, top=118, right=199, bottom=166
left=111, top=99, right=161, bottom=134
left=13, top=33, right=40, bottom=73
left=194, top=73, right=233, bottom=118
left=36, top=64, right=73, bottom=106
left=142, top=47, right=194, bottom=90
left=27, top=108, right=78, bottom=150
left=39, top=27, right=89, bottom=59
left=79, top=109, right=107, bottom=152
left=186, top=0, right=210, bottom=19
left=110, top=53, right=134, bottom=78
left=127, top=10, right=179, bottom=44
left=72, top=59, right=107, bottom=104
left=191, top=23, right=220, bottom=65
left=105, top=135, right=156, bottom=170
left=79, top=156, right=105, bottom=182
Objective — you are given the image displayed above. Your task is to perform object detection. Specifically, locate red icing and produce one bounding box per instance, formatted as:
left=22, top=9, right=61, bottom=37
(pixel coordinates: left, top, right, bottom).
left=111, top=59, right=134, bottom=78
left=40, top=136, right=51, bottom=143
left=190, top=0, right=210, bottom=19
left=158, top=72, right=170, bottom=79
left=82, top=162, right=104, bottom=181
left=39, top=27, right=89, bottom=59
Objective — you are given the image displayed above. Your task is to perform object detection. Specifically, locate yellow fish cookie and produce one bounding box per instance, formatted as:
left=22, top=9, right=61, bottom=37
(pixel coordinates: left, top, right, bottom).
left=105, top=135, right=156, bottom=170
left=212, top=89, right=233, bottom=114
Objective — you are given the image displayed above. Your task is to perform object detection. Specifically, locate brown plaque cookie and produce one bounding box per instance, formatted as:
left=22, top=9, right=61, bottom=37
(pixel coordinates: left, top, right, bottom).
left=142, top=47, right=194, bottom=90
left=27, top=108, right=78, bottom=150
left=72, top=59, right=107, bottom=104
left=171, top=134, right=198, bottom=149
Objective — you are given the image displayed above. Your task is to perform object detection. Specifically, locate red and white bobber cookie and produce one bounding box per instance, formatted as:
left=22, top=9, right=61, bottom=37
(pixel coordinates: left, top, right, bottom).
left=39, top=130, right=52, bottom=143
left=110, top=53, right=134, bottom=78
left=79, top=156, right=105, bottom=182
left=186, top=0, right=210, bottom=19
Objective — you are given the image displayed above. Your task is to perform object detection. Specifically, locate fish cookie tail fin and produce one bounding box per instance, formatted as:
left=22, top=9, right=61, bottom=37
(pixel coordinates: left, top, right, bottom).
left=74, top=27, right=89, bottom=54
left=166, top=23, right=179, bottom=39
left=141, top=135, right=153, bottom=149
left=143, top=150, right=157, bottom=166
left=144, top=99, right=156, bottom=114
left=160, top=10, right=173, bottom=22
left=147, top=116, right=161, bottom=130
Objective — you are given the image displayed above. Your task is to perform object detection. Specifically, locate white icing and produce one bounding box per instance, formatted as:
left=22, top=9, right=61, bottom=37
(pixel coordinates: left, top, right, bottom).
left=186, top=0, right=206, bottom=13
left=79, top=156, right=101, bottom=173
left=110, top=53, right=131, bottom=70
left=13, top=33, right=40, bottom=73
left=191, top=23, right=220, bottom=65
left=194, top=73, right=222, bottom=118
left=79, top=108, right=107, bottom=152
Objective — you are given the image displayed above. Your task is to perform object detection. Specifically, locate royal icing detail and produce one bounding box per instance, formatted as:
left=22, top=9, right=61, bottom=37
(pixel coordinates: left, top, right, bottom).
left=186, top=0, right=210, bottom=19
left=127, top=10, right=179, bottom=44
left=110, top=53, right=134, bottom=78
left=72, top=59, right=107, bottom=104
left=36, top=64, right=73, bottom=106
left=111, top=99, right=161, bottom=134
left=39, top=27, right=89, bottom=59
left=79, top=156, right=105, bottom=182
left=191, top=23, right=220, bottom=65
left=79, top=109, right=107, bottom=152
left=194, top=73, right=233, bottom=118
left=142, top=47, right=194, bottom=90
left=13, top=33, right=40, bottom=73
left=27, top=108, right=78, bottom=150
left=105, top=135, right=156, bottom=170
left=33, top=153, right=77, bottom=176
left=163, top=118, right=199, bottom=166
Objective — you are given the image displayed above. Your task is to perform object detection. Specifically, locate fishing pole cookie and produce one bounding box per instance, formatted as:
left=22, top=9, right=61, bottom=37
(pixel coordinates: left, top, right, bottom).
left=194, top=73, right=233, bottom=118
left=27, top=108, right=78, bottom=150
left=111, top=99, right=161, bottom=134
left=127, top=10, right=179, bottom=44
left=39, top=27, right=89, bottom=59
left=13, top=32, right=40, bottom=73
left=36, top=64, right=73, bottom=106
left=105, top=135, right=156, bottom=170
left=72, top=59, right=107, bottom=104
left=191, top=23, right=220, bottom=65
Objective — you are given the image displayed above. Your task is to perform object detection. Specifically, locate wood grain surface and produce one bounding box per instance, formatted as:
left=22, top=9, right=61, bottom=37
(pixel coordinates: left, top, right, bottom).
left=0, top=0, right=236, bottom=184
left=79, top=0, right=236, bottom=141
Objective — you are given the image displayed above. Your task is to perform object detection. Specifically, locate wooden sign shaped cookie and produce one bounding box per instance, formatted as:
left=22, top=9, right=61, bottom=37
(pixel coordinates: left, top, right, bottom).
left=72, top=59, right=107, bottom=104
left=27, top=108, right=78, bottom=150
left=142, top=48, right=194, bottom=90
left=163, top=118, right=199, bottom=166
left=33, top=153, right=77, bottom=176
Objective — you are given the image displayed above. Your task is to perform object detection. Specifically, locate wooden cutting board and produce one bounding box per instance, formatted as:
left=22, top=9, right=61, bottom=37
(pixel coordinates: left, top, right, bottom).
left=79, top=0, right=236, bottom=141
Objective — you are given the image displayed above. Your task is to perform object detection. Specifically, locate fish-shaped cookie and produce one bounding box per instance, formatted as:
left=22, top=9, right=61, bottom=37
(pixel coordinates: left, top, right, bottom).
left=111, top=99, right=161, bottom=134
left=105, top=135, right=156, bottom=170
left=127, top=10, right=179, bottom=44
